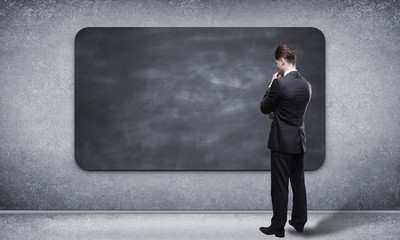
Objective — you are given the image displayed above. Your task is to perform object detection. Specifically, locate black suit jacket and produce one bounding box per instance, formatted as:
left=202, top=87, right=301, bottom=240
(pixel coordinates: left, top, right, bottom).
left=260, top=71, right=312, bottom=154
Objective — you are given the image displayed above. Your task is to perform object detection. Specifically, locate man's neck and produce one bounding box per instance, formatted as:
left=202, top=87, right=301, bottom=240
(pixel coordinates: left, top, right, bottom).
left=284, top=68, right=297, bottom=76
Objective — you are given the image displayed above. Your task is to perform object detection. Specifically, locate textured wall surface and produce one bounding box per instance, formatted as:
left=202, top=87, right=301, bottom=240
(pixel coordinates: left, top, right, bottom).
left=0, top=0, right=399, bottom=210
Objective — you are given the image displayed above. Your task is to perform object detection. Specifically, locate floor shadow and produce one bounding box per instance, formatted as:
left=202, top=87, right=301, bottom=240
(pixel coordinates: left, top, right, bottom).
left=288, top=211, right=363, bottom=236
left=287, top=197, right=395, bottom=237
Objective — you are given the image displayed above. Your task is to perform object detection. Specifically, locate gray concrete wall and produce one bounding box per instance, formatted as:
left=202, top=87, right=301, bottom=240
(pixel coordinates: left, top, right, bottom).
left=0, top=0, right=399, bottom=210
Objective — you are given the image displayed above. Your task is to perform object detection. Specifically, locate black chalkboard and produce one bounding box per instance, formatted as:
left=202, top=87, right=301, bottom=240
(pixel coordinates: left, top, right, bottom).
left=75, top=27, right=325, bottom=171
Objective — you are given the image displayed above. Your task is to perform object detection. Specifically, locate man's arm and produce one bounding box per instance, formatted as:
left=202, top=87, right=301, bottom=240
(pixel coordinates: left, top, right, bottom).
left=260, top=79, right=280, bottom=114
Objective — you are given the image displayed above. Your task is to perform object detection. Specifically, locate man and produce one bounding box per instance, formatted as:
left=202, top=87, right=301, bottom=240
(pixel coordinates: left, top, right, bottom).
left=259, top=44, right=312, bottom=238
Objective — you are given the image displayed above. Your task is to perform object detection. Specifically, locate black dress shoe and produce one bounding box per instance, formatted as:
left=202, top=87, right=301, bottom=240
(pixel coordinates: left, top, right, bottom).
left=259, top=226, right=285, bottom=238
left=288, top=220, right=304, bottom=233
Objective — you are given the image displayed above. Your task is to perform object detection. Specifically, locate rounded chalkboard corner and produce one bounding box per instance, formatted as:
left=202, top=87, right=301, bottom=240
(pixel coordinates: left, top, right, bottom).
left=74, top=154, right=93, bottom=171
left=309, top=27, right=326, bottom=44
left=75, top=27, right=93, bottom=43
left=307, top=151, right=326, bottom=171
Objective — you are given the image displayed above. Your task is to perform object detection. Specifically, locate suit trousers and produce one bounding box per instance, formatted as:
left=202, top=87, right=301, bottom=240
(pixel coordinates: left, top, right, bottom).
left=270, top=149, right=307, bottom=230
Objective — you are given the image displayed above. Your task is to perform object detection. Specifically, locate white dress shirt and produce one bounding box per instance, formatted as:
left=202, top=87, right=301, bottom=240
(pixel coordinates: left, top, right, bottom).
left=284, top=69, right=297, bottom=76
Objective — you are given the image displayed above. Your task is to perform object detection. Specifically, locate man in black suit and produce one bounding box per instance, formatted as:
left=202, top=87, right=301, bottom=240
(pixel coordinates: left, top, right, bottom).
left=259, top=44, right=312, bottom=238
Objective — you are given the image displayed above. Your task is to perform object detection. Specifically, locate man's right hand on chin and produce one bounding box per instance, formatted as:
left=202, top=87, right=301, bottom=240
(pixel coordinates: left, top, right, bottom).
left=269, top=111, right=275, bottom=119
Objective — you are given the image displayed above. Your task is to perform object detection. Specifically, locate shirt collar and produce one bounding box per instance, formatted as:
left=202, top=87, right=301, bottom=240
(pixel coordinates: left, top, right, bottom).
left=284, top=69, right=297, bottom=76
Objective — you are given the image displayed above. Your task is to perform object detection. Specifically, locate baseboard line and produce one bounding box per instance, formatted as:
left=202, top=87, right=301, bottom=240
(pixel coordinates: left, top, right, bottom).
left=1, top=210, right=399, bottom=214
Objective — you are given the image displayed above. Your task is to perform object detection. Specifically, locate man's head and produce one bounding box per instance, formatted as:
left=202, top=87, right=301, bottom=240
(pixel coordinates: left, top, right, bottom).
left=274, top=44, right=296, bottom=75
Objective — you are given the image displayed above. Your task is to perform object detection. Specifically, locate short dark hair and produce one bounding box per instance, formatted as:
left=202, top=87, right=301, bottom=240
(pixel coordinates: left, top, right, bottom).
left=274, top=44, right=296, bottom=65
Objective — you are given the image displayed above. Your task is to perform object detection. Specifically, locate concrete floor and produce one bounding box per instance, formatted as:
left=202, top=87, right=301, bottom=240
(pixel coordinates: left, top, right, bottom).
left=0, top=211, right=399, bottom=239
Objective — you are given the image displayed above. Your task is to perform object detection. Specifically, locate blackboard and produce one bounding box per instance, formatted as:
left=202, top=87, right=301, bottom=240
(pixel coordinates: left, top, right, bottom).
left=75, top=27, right=325, bottom=171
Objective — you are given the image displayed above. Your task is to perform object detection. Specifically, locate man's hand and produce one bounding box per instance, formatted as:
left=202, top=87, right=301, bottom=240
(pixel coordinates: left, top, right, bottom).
left=269, top=72, right=282, bottom=87
left=269, top=111, right=275, bottom=119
